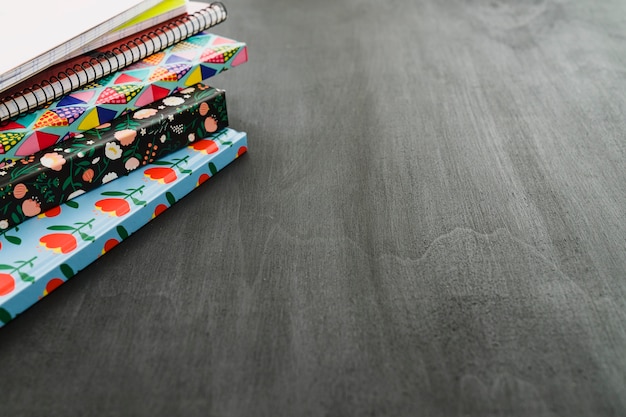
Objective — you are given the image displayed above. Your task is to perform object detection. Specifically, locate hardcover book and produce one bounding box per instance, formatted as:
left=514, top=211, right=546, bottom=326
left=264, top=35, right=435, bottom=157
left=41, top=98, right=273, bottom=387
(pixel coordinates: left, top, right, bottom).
left=0, top=0, right=163, bottom=93
left=0, top=32, right=247, bottom=162
left=0, top=83, right=229, bottom=230
left=0, top=127, right=248, bottom=327
left=0, top=2, right=230, bottom=123
left=62, top=0, right=193, bottom=60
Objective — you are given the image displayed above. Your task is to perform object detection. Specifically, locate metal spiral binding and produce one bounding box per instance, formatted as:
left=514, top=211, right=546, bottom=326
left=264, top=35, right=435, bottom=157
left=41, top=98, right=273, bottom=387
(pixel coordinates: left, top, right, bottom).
left=0, top=2, right=227, bottom=124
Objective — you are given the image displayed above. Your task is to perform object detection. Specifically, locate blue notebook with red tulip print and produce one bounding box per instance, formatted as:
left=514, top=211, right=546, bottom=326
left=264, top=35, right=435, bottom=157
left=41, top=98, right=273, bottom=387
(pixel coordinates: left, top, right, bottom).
left=0, top=127, right=247, bottom=327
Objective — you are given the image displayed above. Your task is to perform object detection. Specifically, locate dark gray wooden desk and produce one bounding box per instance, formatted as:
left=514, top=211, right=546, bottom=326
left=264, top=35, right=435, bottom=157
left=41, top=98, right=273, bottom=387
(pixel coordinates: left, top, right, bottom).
left=2, top=0, right=625, bottom=415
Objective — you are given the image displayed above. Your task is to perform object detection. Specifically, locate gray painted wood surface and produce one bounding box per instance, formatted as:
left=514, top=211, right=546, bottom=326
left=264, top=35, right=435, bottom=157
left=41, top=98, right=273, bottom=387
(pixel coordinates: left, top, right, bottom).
left=1, top=0, right=626, bottom=415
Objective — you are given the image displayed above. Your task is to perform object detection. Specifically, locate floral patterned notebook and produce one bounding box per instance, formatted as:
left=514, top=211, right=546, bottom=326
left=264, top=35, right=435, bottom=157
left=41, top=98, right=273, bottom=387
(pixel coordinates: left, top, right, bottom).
left=0, top=83, right=228, bottom=230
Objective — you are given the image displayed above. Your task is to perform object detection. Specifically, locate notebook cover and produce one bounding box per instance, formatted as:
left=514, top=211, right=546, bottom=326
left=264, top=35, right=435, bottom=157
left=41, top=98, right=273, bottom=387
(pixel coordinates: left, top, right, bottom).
left=113, top=0, right=188, bottom=31
left=0, top=83, right=228, bottom=230
left=0, top=33, right=247, bottom=162
left=0, top=0, right=163, bottom=92
left=0, top=5, right=231, bottom=124
left=54, top=1, right=208, bottom=65
left=0, top=127, right=248, bottom=327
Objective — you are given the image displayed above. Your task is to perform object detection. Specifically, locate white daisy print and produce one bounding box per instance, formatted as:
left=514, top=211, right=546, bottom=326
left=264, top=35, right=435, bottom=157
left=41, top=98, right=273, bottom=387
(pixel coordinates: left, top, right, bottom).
left=163, top=96, right=185, bottom=106
left=104, top=142, right=122, bottom=160
left=68, top=189, right=86, bottom=200
left=102, top=172, right=118, bottom=184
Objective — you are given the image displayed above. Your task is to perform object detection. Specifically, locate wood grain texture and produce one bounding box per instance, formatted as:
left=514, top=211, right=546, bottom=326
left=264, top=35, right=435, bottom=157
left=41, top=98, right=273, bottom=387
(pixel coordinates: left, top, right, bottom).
left=1, top=0, right=626, bottom=415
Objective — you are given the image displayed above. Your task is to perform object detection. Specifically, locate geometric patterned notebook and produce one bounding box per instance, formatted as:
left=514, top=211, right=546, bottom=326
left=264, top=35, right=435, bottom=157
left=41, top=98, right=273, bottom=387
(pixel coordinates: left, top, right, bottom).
left=0, top=32, right=247, bottom=162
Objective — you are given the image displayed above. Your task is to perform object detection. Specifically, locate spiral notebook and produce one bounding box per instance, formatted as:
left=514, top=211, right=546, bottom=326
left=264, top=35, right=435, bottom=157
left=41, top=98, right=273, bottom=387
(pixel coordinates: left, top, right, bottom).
left=55, top=0, right=203, bottom=65
left=0, top=2, right=227, bottom=123
left=0, top=0, right=163, bottom=94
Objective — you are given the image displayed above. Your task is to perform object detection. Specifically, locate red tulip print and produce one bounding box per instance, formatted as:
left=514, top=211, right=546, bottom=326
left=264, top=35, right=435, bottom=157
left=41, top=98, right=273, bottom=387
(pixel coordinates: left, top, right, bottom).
left=97, top=186, right=147, bottom=215
left=102, top=238, right=120, bottom=254
left=0, top=257, right=37, bottom=291
left=237, top=146, right=248, bottom=157
left=82, top=168, right=95, bottom=183
left=190, top=139, right=218, bottom=154
left=145, top=156, right=192, bottom=183
left=197, top=173, right=210, bottom=186
left=41, top=219, right=96, bottom=253
left=95, top=198, right=131, bottom=217
left=153, top=204, right=168, bottom=218
left=0, top=273, right=15, bottom=296
left=40, top=205, right=62, bottom=218
left=101, top=225, right=129, bottom=255
left=44, top=278, right=64, bottom=296
left=40, top=233, right=78, bottom=254
left=144, top=167, right=177, bottom=184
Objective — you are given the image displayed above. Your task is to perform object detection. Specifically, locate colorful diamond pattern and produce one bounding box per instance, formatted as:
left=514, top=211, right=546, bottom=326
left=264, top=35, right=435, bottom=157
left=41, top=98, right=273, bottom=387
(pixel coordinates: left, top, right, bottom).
left=33, top=107, right=85, bottom=128
left=0, top=132, right=26, bottom=153
left=96, top=85, right=143, bottom=105
left=171, top=41, right=199, bottom=52
left=148, top=63, right=191, bottom=82
left=1, top=33, right=248, bottom=163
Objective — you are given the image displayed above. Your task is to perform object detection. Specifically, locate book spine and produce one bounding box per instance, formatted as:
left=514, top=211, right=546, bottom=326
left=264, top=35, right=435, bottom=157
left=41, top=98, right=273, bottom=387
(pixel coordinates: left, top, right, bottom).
left=0, top=127, right=248, bottom=327
left=0, top=2, right=228, bottom=123
left=0, top=83, right=228, bottom=230
left=0, top=33, right=247, bottom=163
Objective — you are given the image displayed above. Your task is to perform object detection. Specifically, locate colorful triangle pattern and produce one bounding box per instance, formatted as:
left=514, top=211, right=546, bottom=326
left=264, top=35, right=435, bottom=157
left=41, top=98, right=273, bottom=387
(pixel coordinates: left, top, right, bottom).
left=135, top=85, right=171, bottom=107
left=114, top=73, right=143, bottom=84
left=183, top=65, right=218, bottom=87
left=15, top=132, right=60, bottom=157
left=1, top=33, right=248, bottom=163
left=125, top=52, right=166, bottom=71
left=57, top=91, right=95, bottom=107
left=231, top=48, right=248, bottom=67
left=212, top=36, right=237, bottom=45
left=166, top=54, right=192, bottom=64
left=120, top=69, right=150, bottom=82
left=143, top=52, right=166, bottom=67
left=0, top=121, right=26, bottom=132
left=77, top=106, right=119, bottom=131
left=185, top=35, right=210, bottom=47
left=57, top=95, right=86, bottom=107
left=149, top=63, right=192, bottom=82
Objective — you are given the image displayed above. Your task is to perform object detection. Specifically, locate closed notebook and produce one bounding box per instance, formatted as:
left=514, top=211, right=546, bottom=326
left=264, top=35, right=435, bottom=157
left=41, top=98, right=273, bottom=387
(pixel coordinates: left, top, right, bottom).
left=0, top=0, right=163, bottom=93
left=0, top=2, right=228, bottom=123
left=0, top=32, right=247, bottom=162
left=0, top=83, right=229, bottom=230
left=0, top=127, right=248, bottom=327
left=53, top=0, right=211, bottom=65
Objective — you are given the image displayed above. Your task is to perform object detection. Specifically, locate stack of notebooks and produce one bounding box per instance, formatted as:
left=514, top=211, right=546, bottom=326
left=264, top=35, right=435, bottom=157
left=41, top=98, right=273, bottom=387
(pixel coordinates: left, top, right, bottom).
left=0, top=0, right=248, bottom=327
